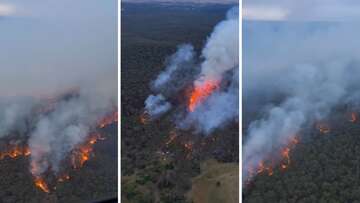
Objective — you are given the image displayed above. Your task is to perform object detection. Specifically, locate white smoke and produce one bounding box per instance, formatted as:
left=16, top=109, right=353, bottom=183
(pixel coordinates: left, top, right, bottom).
left=144, top=43, right=196, bottom=117
left=0, top=98, right=35, bottom=137
left=28, top=84, right=116, bottom=176
left=181, top=68, right=239, bottom=134
left=145, top=94, right=172, bottom=118
left=195, top=6, right=239, bottom=87
left=145, top=6, right=239, bottom=134
left=243, top=21, right=360, bottom=181
left=152, top=44, right=195, bottom=90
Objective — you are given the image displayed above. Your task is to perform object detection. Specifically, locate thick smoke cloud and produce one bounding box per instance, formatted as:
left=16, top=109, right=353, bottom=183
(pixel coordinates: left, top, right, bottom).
left=29, top=88, right=115, bottom=175
left=0, top=0, right=117, bottom=178
left=243, top=21, right=360, bottom=180
left=145, top=6, right=239, bottom=134
left=196, top=6, right=239, bottom=86
left=152, top=44, right=196, bottom=94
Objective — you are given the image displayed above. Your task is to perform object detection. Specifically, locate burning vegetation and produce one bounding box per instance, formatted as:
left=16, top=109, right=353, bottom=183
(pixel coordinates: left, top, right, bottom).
left=350, top=112, right=358, bottom=123
left=246, top=111, right=359, bottom=184
left=188, top=80, right=220, bottom=112
left=0, top=107, right=118, bottom=193
left=71, top=132, right=105, bottom=169
left=0, top=144, right=31, bottom=160
left=316, top=122, right=331, bottom=134
left=245, top=135, right=299, bottom=183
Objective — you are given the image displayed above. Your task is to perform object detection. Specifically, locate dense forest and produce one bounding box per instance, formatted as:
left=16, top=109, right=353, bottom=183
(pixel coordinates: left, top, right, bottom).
left=121, top=3, right=238, bottom=203
left=243, top=111, right=360, bottom=203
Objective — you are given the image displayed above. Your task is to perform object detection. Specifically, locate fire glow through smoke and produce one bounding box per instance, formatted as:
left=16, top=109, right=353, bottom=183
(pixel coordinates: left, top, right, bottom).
left=0, top=109, right=117, bottom=193
left=143, top=7, right=238, bottom=134
left=245, top=136, right=299, bottom=184
left=0, top=144, right=31, bottom=160
left=245, top=111, right=359, bottom=183
left=188, top=80, right=220, bottom=112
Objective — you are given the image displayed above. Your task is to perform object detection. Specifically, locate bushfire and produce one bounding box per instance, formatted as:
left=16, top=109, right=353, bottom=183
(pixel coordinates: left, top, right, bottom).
left=71, top=132, right=105, bottom=169
left=350, top=112, right=358, bottom=123
left=0, top=144, right=31, bottom=160
left=139, top=111, right=150, bottom=124
left=98, top=111, right=118, bottom=128
left=34, top=177, right=50, bottom=193
left=316, top=123, right=330, bottom=134
left=0, top=110, right=117, bottom=193
left=246, top=136, right=299, bottom=182
left=188, top=80, right=219, bottom=112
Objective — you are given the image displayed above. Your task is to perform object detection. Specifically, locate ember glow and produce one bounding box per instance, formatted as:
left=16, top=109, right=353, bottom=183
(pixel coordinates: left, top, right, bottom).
left=316, top=123, right=330, bottom=134
left=0, top=109, right=117, bottom=193
left=57, top=174, right=71, bottom=182
left=34, top=177, right=50, bottom=193
left=165, top=130, right=178, bottom=145
left=139, top=111, right=150, bottom=125
left=98, top=111, right=118, bottom=128
left=350, top=112, right=358, bottom=123
left=71, top=133, right=105, bottom=169
left=0, top=144, right=31, bottom=160
left=246, top=136, right=299, bottom=181
left=188, top=80, right=219, bottom=112
left=280, top=147, right=290, bottom=170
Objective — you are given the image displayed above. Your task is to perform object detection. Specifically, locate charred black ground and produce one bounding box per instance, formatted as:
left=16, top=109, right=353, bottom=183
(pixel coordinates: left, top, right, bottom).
left=121, top=3, right=238, bottom=203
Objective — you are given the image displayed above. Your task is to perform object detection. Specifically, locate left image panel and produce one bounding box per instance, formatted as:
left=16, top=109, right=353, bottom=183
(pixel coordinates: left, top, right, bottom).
left=0, top=1, right=118, bottom=202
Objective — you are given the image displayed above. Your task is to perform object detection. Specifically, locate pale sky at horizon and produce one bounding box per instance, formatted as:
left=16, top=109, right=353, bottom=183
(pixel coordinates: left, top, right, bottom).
left=0, top=0, right=117, bottom=97
left=243, top=0, right=360, bottom=21
left=122, top=0, right=237, bottom=4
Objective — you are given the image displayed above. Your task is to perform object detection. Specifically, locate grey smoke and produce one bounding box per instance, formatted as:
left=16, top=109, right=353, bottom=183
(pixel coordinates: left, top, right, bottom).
left=145, top=6, right=239, bottom=134
left=0, top=97, right=36, bottom=137
left=0, top=0, right=117, bottom=178
left=243, top=21, right=360, bottom=181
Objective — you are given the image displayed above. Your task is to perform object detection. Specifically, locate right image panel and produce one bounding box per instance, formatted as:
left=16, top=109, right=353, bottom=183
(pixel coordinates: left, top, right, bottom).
left=243, top=1, right=360, bottom=202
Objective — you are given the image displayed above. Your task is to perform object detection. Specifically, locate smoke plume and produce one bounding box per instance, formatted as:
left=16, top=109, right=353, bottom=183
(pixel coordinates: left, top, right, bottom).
left=0, top=0, right=117, bottom=179
left=145, top=6, right=239, bottom=134
left=243, top=21, right=360, bottom=180
left=145, top=94, right=172, bottom=118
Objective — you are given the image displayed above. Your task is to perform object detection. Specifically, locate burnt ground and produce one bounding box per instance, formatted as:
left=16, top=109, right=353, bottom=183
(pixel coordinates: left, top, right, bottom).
left=121, top=3, right=238, bottom=203
left=243, top=110, right=360, bottom=203
left=0, top=124, right=117, bottom=203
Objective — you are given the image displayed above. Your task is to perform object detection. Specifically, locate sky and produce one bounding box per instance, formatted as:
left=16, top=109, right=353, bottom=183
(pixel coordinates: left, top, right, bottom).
left=243, top=0, right=360, bottom=21
left=0, top=0, right=117, bottom=97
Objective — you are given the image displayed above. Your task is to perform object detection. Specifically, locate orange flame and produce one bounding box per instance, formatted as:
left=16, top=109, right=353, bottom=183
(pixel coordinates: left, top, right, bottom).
left=58, top=174, right=70, bottom=182
left=188, top=80, right=219, bottom=112
left=0, top=145, right=31, bottom=160
left=247, top=136, right=299, bottom=180
left=98, top=111, right=118, bottom=128
left=34, top=177, right=50, bottom=193
left=316, top=123, right=330, bottom=134
left=350, top=112, right=358, bottom=123
left=71, top=133, right=104, bottom=169
left=139, top=111, right=150, bottom=124
left=280, top=147, right=291, bottom=169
